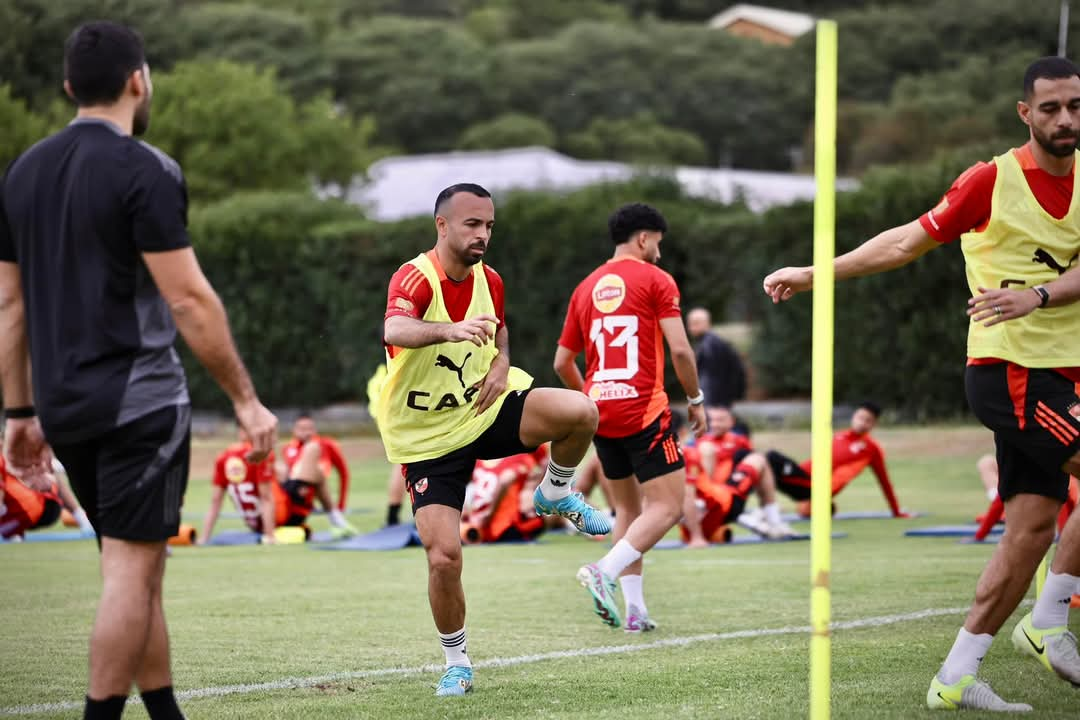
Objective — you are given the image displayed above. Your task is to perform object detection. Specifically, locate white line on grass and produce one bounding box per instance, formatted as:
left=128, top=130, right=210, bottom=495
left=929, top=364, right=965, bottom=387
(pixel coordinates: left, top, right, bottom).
left=0, top=606, right=968, bottom=716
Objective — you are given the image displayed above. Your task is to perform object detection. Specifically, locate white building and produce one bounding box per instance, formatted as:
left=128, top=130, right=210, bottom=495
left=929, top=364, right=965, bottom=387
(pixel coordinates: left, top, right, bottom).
left=707, top=3, right=815, bottom=46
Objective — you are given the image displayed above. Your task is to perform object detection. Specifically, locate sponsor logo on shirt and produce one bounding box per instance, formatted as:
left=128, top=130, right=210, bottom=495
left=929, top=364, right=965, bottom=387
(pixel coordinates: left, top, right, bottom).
left=395, top=297, right=415, bottom=312
left=588, top=381, right=639, bottom=401
left=849, top=441, right=866, bottom=454
left=225, top=456, right=247, bottom=483
left=591, top=274, right=626, bottom=313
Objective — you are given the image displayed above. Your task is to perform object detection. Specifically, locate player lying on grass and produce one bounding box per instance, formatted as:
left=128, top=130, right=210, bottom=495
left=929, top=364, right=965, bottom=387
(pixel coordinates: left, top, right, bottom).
left=200, top=426, right=355, bottom=545
left=1, top=453, right=92, bottom=539
left=460, top=446, right=548, bottom=544
left=762, top=402, right=910, bottom=518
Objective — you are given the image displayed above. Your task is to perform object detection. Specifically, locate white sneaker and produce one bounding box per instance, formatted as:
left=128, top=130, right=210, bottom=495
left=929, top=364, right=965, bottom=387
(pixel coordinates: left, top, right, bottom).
left=736, top=509, right=770, bottom=537
left=927, top=674, right=1032, bottom=712
left=764, top=521, right=798, bottom=540
left=1012, top=612, right=1080, bottom=686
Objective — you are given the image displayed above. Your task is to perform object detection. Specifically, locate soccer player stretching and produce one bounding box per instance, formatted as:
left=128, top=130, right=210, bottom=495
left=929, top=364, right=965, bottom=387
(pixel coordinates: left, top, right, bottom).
left=765, top=57, right=1080, bottom=711
left=377, top=183, right=609, bottom=696
left=555, top=203, right=707, bottom=631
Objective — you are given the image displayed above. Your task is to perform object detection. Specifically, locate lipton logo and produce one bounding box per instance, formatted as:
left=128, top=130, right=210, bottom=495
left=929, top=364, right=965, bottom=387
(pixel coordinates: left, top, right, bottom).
left=225, top=457, right=247, bottom=483
left=592, top=274, right=626, bottom=313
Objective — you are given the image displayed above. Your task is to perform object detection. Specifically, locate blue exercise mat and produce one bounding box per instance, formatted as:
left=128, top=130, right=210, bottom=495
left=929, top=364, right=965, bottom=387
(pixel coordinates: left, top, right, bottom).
left=312, top=523, right=422, bottom=551
left=784, top=510, right=926, bottom=523
left=905, top=525, right=1003, bottom=538
left=207, top=530, right=261, bottom=546
left=3, top=529, right=94, bottom=543
left=654, top=532, right=847, bottom=550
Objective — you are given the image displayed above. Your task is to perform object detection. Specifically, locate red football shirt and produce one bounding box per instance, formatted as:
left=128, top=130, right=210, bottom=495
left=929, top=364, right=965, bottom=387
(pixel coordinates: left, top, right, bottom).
left=559, top=256, right=682, bottom=438
left=282, top=435, right=350, bottom=509
left=384, top=249, right=507, bottom=359
left=212, top=443, right=276, bottom=530
left=918, top=143, right=1080, bottom=381
left=799, top=429, right=900, bottom=514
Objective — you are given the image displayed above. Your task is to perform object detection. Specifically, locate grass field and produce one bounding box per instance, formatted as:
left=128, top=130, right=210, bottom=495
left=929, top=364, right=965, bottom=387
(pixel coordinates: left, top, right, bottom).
left=2, top=425, right=1078, bottom=719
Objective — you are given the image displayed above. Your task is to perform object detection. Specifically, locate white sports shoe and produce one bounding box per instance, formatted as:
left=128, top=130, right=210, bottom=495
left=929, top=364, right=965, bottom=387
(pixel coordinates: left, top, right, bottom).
left=764, top=520, right=798, bottom=540
left=1012, top=612, right=1080, bottom=686
left=736, top=508, right=770, bottom=537
left=927, top=674, right=1032, bottom=712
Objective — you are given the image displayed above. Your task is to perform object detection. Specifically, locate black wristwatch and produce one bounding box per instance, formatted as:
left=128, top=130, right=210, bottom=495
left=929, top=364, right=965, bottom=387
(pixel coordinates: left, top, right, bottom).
left=1032, top=285, right=1050, bottom=309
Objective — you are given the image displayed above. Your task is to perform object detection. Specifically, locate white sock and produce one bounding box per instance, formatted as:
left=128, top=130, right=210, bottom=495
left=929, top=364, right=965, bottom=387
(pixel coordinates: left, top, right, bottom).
left=620, top=574, right=646, bottom=616
left=763, top=502, right=782, bottom=526
left=938, top=628, right=993, bottom=684
left=439, top=627, right=471, bottom=668
left=539, top=460, right=575, bottom=501
left=596, top=539, right=642, bottom=579
left=329, top=509, right=348, bottom=528
left=73, top=508, right=94, bottom=533
left=986, top=488, right=998, bottom=501
left=1032, top=571, right=1079, bottom=630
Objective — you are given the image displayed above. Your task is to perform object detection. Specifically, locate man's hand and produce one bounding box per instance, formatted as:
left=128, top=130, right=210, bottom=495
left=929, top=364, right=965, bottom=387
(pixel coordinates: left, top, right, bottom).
left=967, top=286, right=1041, bottom=327
left=3, top=417, right=54, bottom=491
left=235, top=400, right=278, bottom=462
left=763, top=267, right=813, bottom=304
left=687, top=403, right=707, bottom=438
left=473, top=355, right=509, bottom=415
left=445, top=314, right=498, bottom=346
left=260, top=534, right=277, bottom=545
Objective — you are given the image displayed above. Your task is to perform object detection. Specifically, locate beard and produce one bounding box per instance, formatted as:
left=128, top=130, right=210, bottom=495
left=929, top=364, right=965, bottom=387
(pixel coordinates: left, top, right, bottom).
left=1033, top=124, right=1078, bottom=158
left=132, top=96, right=151, bottom=136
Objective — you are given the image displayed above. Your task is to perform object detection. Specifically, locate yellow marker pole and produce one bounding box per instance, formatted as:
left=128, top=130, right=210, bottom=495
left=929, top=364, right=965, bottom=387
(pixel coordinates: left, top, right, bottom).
left=810, top=19, right=838, bottom=720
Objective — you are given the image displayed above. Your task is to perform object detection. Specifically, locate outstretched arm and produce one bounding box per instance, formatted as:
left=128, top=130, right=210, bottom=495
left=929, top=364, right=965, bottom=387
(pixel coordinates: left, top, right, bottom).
left=763, top=220, right=939, bottom=303
left=200, top=485, right=226, bottom=544
left=869, top=446, right=905, bottom=517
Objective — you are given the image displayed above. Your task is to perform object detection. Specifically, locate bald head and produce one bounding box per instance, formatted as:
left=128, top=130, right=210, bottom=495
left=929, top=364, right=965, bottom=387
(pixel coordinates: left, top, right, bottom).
left=687, top=307, right=711, bottom=338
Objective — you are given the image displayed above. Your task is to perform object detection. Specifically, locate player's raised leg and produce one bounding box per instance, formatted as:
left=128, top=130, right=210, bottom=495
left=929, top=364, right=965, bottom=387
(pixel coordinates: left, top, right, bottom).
left=522, top=388, right=611, bottom=535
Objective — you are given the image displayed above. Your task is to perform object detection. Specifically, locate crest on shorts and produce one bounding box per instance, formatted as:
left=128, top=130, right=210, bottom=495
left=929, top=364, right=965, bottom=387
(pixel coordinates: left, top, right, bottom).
left=414, top=477, right=429, bottom=494
left=225, top=456, right=247, bottom=483
left=591, top=274, right=626, bottom=314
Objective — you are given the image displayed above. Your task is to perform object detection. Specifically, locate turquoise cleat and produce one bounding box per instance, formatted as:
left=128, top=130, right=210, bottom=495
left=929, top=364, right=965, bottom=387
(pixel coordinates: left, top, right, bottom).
left=576, top=563, right=621, bottom=628
left=435, top=666, right=473, bottom=697
left=533, top=488, right=612, bottom=536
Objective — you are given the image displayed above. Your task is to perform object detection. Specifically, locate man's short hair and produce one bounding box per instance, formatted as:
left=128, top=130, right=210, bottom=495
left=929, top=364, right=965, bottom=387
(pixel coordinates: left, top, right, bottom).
left=856, top=401, right=882, bottom=418
left=1023, top=56, right=1080, bottom=99
left=64, top=21, right=146, bottom=107
left=609, top=203, right=668, bottom=245
left=433, top=183, right=492, bottom=217
left=296, top=410, right=313, bottom=421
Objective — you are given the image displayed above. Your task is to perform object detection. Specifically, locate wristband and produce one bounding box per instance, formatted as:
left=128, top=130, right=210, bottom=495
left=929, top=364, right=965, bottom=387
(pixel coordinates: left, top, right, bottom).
left=687, top=391, right=705, bottom=406
left=3, top=406, right=35, bottom=420
left=1032, top=285, right=1050, bottom=308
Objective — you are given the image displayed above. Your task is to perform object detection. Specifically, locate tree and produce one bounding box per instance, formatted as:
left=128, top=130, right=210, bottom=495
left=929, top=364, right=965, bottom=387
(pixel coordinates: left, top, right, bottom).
left=147, top=60, right=375, bottom=202
left=564, top=112, right=708, bottom=165
left=456, top=113, right=556, bottom=150
left=0, top=85, right=48, bottom=169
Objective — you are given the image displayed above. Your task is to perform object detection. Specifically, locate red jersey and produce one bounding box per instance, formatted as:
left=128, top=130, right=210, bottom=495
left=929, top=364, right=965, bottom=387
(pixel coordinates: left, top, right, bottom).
left=0, top=457, right=59, bottom=539
left=801, top=429, right=900, bottom=513
left=212, top=443, right=277, bottom=531
left=384, top=250, right=507, bottom=360
left=281, top=435, right=350, bottom=510
left=919, top=143, right=1080, bottom=381
left=466, top=452, right=544, bottom=542
left=559, top=257, right=682, bottom=438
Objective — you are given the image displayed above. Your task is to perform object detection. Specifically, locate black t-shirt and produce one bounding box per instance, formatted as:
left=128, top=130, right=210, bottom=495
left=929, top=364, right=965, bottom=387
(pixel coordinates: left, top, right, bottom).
left=0, top=118, right=190, bottom=443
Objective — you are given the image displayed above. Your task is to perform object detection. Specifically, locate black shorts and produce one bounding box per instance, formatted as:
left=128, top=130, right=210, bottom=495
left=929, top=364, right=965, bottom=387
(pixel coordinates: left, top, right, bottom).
left=281, top=478, right=316, bottom=517
left=593, top=408, right=685, bottom=484
left=32, top=498, right=62, bottom=530
left=966, top=364, right=1080, bottom=502
left=403, top=389, right=536, bottom=512
left=51, top=404, right=191, bottom=542
left=767, top=449, right=813, bottom=501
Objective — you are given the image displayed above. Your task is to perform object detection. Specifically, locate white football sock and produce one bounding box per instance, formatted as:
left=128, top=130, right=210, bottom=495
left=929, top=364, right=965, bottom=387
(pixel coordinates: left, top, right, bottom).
left=1032, top=571, right=1078, bottom=630
left=329, top=509, right=349, bottom=528
left=620, top=574, right=646, bottom=616
left=938, top=628, right=993, bottom=684
left=538, top=460, right=575, bottom=501
left=596, top=539, right=642, bottom=579
left=763, top=502, right=782, bottom=526
left=439, top=627, right=471, bottom=668
left=73, top=508, right=94, bottom=533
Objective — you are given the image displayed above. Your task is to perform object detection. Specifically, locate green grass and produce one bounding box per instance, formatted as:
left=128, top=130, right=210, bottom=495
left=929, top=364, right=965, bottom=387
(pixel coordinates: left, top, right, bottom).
left=3, top=426, right=1078, bottom=719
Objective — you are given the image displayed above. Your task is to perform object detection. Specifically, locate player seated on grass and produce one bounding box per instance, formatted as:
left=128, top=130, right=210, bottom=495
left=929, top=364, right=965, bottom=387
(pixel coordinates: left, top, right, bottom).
left=1, top=454, right=93, bottom=540
left=200, top=427, right=355, bottom=545
left=280, top=412, right=352, bottom=513
left=763, top=402, right=911, bottom=518
left=690, top=406, right=791, bottom=537
left=460, top=446, right=549, bottom=544
left=681, top=436, right=795, bottom=545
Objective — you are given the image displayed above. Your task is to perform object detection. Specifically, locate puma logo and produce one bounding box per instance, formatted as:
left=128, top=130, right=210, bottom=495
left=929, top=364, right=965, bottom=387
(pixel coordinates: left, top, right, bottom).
left=1032, top=248, right=1079, bottom=275
left=435, top=353, right=471, bottom=389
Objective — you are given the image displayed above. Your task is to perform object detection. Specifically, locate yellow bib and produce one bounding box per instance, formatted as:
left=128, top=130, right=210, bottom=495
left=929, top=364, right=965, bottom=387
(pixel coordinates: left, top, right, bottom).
left=961, top=149, right=1080, bottom=366
left=376, top=253, right=533, bottom=463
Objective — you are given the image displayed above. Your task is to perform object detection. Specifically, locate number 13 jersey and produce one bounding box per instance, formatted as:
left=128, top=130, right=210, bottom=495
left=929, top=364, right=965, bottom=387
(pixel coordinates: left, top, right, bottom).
left=558, top=256, right=683, bottom=439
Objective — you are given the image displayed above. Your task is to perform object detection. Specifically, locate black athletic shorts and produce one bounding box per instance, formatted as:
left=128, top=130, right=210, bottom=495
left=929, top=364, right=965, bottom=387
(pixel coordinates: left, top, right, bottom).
left=32, top=498, right=62, bottom=530
left=966, top=364, right=1080, bottom=502
left=403, top=389, right=536, bottom=512
left=51, top=404, right=191, bottom=542
left=593, top=407, right=685, bottom=483
left=767, top=449, right=813, bottom=501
